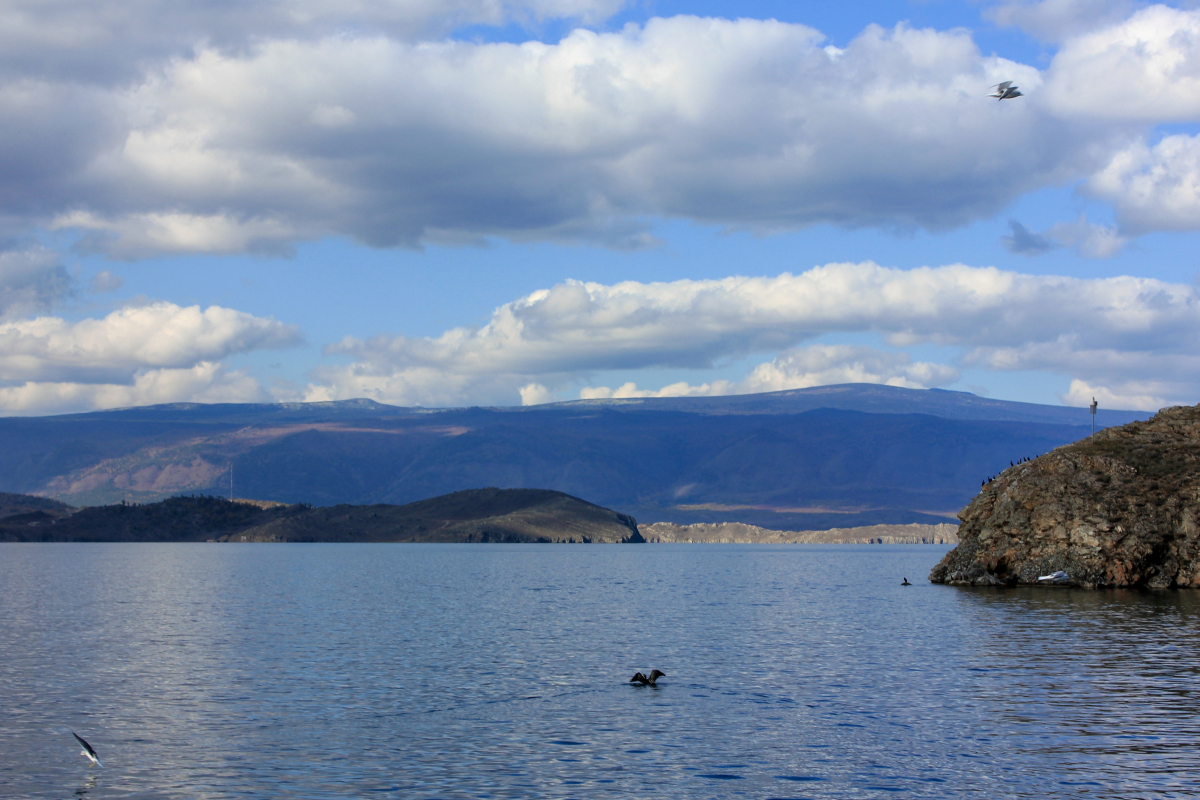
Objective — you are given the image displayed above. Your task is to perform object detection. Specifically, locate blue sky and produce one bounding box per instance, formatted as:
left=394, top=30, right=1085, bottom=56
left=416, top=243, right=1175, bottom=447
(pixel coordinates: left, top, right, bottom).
left=3, top=0, right=1200, bottom=413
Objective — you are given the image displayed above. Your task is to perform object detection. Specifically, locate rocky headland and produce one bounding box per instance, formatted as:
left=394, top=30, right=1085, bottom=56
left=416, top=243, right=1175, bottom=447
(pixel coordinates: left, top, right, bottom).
left=931, top=404, right=1200, bottom=588
left=639, top=521, right=958, bottom=544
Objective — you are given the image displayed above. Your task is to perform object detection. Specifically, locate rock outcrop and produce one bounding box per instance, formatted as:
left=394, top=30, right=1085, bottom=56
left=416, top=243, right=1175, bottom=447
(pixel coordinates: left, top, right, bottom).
left=931, top=404, right=1200, bottom=588
left=640, top=521, right=958, bottom=544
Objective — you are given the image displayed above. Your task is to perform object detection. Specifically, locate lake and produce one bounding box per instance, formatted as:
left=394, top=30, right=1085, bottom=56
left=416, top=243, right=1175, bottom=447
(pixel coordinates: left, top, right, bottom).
left=2, top=543, right=1199, bottom=799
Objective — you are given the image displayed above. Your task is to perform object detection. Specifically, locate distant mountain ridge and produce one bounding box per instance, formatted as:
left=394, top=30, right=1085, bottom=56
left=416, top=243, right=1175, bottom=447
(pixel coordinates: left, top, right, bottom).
left=0, top=384, right=1152, bottom=529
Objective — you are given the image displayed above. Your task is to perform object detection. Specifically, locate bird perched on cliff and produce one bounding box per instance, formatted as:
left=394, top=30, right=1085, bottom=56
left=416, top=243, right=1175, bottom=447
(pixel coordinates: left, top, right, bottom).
left=630, top=669, right=666, bottom=686
left=989, top=81, right=1023, bottom=100
left=72, top=732, right=102, bottom=767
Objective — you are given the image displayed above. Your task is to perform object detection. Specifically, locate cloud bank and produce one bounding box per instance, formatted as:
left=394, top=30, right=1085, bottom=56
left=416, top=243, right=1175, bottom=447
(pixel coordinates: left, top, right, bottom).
left=0, top=301, right=301, bottom=414
left=5, top=6, right=1199, bottom=256
left=304, top=261, right=1200, bottom=411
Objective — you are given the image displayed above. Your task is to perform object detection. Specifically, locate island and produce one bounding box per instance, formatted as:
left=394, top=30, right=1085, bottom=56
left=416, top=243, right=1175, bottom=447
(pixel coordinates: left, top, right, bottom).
left=931, top=403, right=1200, bottom=588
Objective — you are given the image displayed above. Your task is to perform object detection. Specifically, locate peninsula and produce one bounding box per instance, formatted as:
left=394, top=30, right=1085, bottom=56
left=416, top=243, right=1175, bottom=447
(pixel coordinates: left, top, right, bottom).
left=0, top=488, right=643, bottom=543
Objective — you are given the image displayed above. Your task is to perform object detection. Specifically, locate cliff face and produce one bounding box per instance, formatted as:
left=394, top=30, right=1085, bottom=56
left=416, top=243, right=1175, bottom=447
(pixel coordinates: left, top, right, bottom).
left=931, top=405, right=1200, bottom=588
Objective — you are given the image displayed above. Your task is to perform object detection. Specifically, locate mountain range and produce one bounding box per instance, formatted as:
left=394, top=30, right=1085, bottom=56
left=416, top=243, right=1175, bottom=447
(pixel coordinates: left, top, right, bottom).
left=0, top=384, right=1150, bottom=530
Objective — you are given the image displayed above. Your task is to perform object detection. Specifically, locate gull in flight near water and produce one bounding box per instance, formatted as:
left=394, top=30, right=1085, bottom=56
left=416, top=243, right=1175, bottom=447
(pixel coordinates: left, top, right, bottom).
left=72, top=732, right=102, bottom=767
left=630, top=669, right=666, bottom=686
left=989, top=81, right=1023, bottom=100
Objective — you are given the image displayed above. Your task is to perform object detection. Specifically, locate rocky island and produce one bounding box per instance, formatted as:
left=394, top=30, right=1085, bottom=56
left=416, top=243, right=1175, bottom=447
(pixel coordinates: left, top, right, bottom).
left=931, top=404, right=1200, bottom=588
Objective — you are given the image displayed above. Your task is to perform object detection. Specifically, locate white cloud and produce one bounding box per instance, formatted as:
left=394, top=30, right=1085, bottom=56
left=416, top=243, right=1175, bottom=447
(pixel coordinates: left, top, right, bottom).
left=1087, top=133, right=1200, bottom=233
left=0, top=0, right=628, bottom=84
left=55, top=211, right=302, bottom=259
left=304, top=262, right=1200, bottom=410
left=0, top=6, right=1198, bottom=252
left=518, top=382, right=556, bottom=405
left=0, top=362, right=268, bottom=416
left=15, top=17, right=1113, bottom=256
left=0, top=301, right=301, bottom=384
left=579, top=345, right=959, bottom=400
left=739, top=345, right=960, bottom=393
left=1063, top=377, right=1172, bottom=410
left=0, top=5, right=1199, bottom=261
left=1043, top=5, right=1200, bottom=122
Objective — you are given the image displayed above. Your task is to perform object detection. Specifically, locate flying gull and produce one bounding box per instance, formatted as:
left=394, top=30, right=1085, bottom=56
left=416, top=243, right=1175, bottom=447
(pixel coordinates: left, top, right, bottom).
left=989, top=81, right=1023, bottom=100
left=630, top=669, right=666, bottom=686
left=72, top=732, right=102, bottom=767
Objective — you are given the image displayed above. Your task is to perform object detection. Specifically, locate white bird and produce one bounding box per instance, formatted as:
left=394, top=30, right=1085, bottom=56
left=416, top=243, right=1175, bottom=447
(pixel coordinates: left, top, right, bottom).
left=72, top=731, right=102, bottom=767
left=989, top=81, right=1023, bottom=100
left=1038, top=570, right=1068, bottom=582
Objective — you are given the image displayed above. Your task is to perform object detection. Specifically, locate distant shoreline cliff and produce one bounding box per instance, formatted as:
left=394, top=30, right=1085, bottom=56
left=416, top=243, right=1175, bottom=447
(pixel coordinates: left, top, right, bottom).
left=640, top=521, right=958, bottom=544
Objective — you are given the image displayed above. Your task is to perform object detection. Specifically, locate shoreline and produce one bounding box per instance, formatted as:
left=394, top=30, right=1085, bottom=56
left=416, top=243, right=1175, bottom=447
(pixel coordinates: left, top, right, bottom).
left=638, top=521, right=959, bottom=545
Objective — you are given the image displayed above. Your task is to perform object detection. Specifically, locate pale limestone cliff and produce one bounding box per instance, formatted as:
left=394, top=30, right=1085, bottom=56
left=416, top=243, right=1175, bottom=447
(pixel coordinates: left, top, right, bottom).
left=639, top=521, right=958, bottom=544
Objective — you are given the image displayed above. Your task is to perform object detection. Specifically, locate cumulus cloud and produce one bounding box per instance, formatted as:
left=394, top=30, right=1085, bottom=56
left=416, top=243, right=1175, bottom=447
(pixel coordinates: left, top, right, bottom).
left=1087, top=133, right=1200, bottom=233
left=579, top=345, right=959, bottom=400
left=10, top=16, right=1122, bottom=256
left=0, top=362, right=268, bottom=416
left=0, top=4, right=1195, bottom=251
left=0, top=246, right=72, bottom=319
left=1042, top=5, right=1200, bottom=122
left=304, top=262, right=1200, bottom=410
left=0, top=0, right=628, bottom=84
left=0, top=302, right=301, bottom=413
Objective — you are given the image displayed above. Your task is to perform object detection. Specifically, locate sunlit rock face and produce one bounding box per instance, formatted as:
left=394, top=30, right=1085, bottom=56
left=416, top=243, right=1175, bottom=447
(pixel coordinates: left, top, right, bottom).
left=931, top=405, right=1200, bottom=588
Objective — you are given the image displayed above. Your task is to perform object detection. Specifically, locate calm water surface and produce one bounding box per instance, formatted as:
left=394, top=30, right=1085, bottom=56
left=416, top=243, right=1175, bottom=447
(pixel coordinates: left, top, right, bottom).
left=2, top=544, right=1199, bottom=799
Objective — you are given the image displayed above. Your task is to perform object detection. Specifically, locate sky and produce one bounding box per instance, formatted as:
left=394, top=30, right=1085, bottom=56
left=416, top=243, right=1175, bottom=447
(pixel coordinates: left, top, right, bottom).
left=2, top=0, right=1200, bottom=415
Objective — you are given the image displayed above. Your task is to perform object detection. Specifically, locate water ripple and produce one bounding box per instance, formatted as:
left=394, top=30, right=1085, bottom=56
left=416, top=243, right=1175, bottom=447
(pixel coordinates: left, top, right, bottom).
left=2, top=543, right=1199, bottom=798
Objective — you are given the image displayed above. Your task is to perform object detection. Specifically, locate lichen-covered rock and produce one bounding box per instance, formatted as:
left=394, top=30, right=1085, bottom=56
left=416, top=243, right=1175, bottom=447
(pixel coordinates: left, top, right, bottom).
left=930, top=404, right=1200, bottom=588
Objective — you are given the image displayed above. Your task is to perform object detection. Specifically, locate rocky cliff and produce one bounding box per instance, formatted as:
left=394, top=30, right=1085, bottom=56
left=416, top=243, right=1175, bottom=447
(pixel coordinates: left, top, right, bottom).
left=930, top=404, right=1200, bottom=588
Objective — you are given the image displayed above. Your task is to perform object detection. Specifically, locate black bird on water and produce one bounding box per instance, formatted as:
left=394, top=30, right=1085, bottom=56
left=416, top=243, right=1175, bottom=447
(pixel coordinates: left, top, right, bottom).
left=630, top=669, right=666, bottom=686
left=72, top=732, right=102, bottom=767
left=901, top=578, right=911, bottom=586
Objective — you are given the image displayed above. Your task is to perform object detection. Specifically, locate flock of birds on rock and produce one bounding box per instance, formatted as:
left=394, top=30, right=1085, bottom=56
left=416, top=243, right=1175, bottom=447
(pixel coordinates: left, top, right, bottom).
left=982, top=455, right=1036, bottom=487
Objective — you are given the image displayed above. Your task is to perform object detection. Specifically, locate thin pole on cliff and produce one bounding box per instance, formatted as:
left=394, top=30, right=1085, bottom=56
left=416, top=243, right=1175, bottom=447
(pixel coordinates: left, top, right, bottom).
left=1090, top=397, right=1098, bottom=439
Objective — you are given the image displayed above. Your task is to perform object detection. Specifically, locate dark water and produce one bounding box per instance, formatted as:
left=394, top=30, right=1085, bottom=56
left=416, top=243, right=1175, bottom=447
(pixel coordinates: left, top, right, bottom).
left=2, top=544, right=1199, bottom=799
